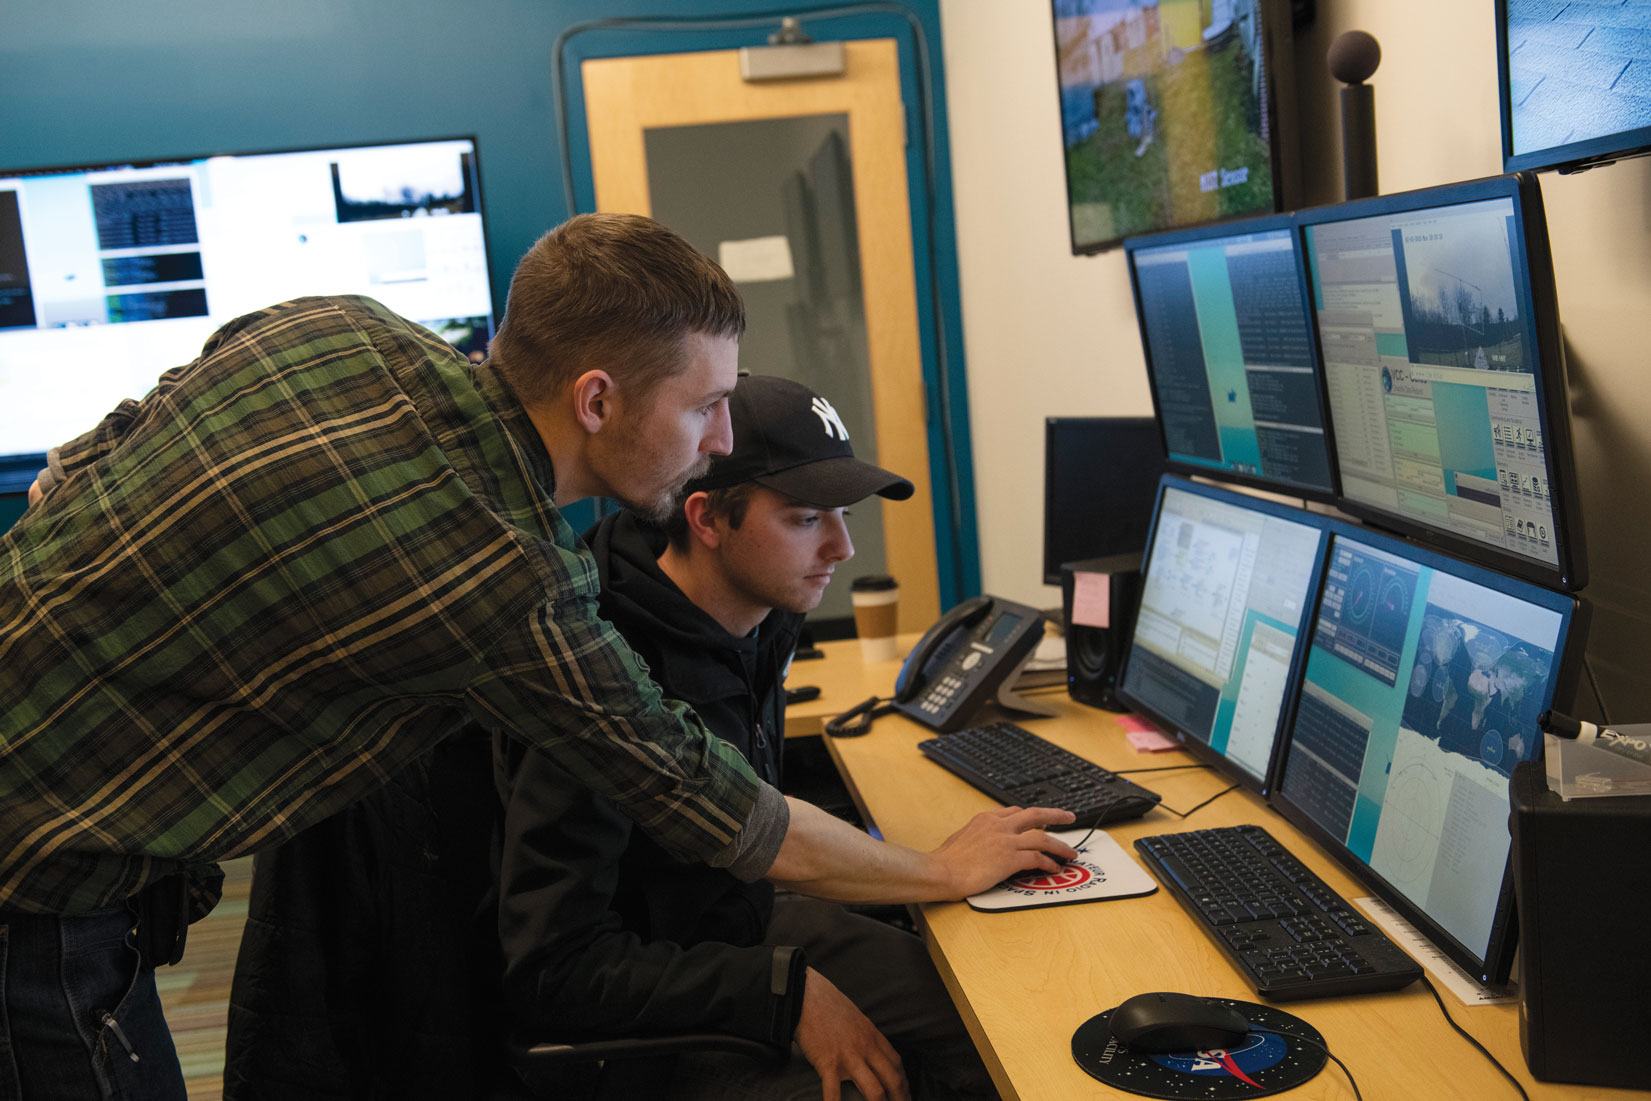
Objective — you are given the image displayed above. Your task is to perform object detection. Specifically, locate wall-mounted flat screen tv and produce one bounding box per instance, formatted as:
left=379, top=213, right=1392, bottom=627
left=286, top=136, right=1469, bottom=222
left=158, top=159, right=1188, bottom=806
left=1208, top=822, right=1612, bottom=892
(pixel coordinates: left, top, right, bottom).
left=1050, top=0, right=1300, bottom=254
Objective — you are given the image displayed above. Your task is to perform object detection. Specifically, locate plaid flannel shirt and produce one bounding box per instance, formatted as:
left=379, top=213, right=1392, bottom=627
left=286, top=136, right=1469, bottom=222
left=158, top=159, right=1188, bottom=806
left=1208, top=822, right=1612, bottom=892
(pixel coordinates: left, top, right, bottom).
left=0, top=296, right=770, bottom=916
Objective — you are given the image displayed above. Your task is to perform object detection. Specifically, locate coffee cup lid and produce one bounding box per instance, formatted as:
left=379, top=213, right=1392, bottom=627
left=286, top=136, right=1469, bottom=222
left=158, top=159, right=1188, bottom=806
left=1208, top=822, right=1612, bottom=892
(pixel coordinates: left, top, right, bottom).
left=850, top=574, right=898, bottom=592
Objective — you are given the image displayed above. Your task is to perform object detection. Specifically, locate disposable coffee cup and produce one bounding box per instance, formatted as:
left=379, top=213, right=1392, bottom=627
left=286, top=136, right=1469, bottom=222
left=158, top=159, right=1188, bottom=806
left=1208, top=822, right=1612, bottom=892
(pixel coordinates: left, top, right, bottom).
left=850, top=575, right=900, bottom=663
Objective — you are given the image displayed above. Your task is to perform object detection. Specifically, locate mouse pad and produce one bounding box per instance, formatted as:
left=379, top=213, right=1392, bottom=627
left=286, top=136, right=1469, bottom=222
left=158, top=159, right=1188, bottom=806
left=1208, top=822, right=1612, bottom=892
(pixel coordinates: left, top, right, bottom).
left=966, top=829, right=1158, bottom=912
left=1072, top=1000, right=1326, bottom=1098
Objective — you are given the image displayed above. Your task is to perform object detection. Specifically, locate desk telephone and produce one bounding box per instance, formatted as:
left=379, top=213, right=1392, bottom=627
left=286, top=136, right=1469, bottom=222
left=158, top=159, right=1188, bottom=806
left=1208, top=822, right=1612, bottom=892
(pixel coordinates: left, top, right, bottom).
left=827, top=595, right=1053, bottom=736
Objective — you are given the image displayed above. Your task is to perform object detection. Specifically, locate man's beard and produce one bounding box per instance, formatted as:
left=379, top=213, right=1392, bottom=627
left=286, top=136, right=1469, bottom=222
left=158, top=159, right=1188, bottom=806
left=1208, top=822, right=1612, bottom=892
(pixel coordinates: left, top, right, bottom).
left=619, top=452, right=713, bottom=526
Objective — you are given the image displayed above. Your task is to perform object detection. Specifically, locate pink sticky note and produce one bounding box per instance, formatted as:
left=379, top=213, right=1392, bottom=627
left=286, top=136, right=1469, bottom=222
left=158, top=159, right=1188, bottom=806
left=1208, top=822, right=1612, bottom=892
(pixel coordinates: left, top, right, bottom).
left=1071, top=572, right=1111, bottom=628
left=1126, top=728, right=1181, bottom=753
left=1118, top=714, right=1179, bottom=752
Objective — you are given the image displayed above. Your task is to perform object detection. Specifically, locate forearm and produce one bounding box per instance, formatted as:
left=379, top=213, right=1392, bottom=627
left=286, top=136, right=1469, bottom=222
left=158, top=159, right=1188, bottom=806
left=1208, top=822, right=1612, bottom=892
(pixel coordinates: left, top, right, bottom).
left=764, top=798, right=1078, bottom=903
left=765, top=797, right=956, bottom=904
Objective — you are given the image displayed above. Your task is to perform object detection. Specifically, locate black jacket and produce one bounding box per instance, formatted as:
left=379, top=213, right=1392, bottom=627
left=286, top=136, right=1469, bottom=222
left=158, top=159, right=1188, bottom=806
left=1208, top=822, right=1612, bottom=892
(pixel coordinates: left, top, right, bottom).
left=494, top=511, right=806, bottom=1045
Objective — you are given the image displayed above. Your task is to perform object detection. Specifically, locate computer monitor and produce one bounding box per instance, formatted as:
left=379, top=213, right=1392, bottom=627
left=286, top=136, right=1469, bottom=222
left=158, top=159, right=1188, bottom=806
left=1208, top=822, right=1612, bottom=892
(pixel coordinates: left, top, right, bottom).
left=1271, top=527, right=1587, bottom=986
left=1126, top=215, right=1336, bottom=500
left=1299, top=173, right=1587, bottom=591
left=1498, top=0, right=1651, bottom=174
left=0, top=136, right=497, bottom=493
left=1116, top=475, right=1330, bottom=793
left=1049, top=0, right=1300, bottom=254
left=1042, top=416, right=1167, bottom=585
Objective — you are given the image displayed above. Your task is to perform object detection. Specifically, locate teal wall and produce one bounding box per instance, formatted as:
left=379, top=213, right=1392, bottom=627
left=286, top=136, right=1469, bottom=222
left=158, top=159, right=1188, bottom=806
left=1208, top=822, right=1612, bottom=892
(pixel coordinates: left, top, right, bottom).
left=0, top=1, right=981, bottom=599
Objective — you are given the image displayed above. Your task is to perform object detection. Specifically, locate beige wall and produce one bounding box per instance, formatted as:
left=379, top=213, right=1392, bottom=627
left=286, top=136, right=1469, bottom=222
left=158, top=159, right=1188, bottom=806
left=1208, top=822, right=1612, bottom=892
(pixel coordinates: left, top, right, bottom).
left=941, top=0, right=1651, bottom=717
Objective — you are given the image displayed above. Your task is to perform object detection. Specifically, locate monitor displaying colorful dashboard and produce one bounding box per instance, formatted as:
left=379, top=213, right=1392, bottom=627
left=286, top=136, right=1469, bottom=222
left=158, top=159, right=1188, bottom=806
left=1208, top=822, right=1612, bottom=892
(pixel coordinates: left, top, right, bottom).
left=1299, top=174, right=1586, bottom=591
left=0, top=137, right=497, bottom=493
left=1272, top=528, right=1585, bottom=985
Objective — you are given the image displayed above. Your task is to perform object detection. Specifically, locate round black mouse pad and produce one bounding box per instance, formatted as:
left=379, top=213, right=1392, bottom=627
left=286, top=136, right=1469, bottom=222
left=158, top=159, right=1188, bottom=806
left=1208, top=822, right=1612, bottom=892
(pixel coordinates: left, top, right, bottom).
left=1071, top=1000, right=1326, bottom=1099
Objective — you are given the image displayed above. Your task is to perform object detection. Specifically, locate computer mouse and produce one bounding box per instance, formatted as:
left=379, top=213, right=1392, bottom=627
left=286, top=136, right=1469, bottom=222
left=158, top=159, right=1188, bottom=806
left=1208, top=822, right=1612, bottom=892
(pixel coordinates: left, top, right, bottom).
left=1107, top=991, right=1251, bottom=1053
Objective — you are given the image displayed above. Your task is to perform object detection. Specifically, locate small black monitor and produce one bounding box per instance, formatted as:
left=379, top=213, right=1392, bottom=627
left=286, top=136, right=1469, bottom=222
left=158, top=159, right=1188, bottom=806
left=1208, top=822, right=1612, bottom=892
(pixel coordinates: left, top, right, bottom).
left=0, top=136, right=497, bottom=494
left=1299, top=173, right=1587, bottom=591
left=1042, top=416, right=1167, bottom=585
left=1116, top=475, right=1330, bottom=793
left=1048, top=0, right=1300, bottom=254
left=1126, top=214, right=1336, bottom=500
left=1498, top=0, right=1651, bottom=174
left=1271, top=526, right=1587, bottom=986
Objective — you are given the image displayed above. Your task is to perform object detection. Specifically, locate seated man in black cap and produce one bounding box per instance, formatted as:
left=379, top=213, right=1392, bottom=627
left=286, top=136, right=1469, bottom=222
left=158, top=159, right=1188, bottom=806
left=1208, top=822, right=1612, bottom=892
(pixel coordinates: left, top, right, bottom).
left=494, top=374, right=996, bottom=1101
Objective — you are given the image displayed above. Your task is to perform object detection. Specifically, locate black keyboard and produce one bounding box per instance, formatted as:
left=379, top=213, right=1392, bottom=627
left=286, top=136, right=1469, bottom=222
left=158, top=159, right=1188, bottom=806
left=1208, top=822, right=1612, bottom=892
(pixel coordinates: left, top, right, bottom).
left=916, top=722, right=1162, bottom=826
left=1134, top=824, right=1422, bottom=1000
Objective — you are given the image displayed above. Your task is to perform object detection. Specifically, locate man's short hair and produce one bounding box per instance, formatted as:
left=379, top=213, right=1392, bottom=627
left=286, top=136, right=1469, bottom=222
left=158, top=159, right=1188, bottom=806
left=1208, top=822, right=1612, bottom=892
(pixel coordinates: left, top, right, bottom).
left=662, top=482, right=761, bottom=551
left=489, top=213, right=746, bottom=406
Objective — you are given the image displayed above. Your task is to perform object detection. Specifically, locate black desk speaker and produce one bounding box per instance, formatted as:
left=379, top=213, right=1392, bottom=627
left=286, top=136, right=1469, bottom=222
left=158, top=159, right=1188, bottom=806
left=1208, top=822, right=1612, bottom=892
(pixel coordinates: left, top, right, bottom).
left=1059, top=554, right=1142, bottom=713
left=1509, top=761, right=1651, bottom=1089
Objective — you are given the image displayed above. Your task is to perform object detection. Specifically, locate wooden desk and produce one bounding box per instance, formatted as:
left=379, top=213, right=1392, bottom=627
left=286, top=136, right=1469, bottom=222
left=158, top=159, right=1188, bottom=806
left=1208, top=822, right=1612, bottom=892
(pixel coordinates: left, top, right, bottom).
left=810, top=648, right=1632, bottom=1100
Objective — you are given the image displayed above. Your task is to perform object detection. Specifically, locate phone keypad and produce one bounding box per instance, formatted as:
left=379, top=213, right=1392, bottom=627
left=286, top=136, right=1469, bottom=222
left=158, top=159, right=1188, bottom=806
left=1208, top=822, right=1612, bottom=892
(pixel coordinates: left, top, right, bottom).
left=919, top=673, right=966, bottom=716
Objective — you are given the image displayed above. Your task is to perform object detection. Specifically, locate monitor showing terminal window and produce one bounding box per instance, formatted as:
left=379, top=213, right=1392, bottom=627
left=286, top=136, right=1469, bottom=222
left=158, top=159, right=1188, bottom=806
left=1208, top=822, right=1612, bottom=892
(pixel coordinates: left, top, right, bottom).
left=0, top=136, right=497, bottom=493
left=1126, top=215, right=1336, bottom=499
left=1116, top=475, right=1329, bottom=793
left=1271, top=528, right=1586, bottom=987
left=1042, top=416, right=1167, bottom=585
left=1299, top=173, right=1586, bottom=591
left=1497, top=0, right=1651, bottom=174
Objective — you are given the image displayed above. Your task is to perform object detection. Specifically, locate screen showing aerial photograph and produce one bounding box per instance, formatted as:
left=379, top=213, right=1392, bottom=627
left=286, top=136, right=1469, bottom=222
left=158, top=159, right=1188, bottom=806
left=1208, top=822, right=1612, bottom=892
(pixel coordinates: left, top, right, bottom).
left=1053, top=0, right=1279, bottom=252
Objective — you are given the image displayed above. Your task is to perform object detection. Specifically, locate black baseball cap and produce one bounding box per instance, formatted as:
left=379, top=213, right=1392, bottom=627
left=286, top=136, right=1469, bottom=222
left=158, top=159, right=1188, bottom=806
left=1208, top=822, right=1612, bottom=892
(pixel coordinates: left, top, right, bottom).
left=687, top=374, right=914, bottom=508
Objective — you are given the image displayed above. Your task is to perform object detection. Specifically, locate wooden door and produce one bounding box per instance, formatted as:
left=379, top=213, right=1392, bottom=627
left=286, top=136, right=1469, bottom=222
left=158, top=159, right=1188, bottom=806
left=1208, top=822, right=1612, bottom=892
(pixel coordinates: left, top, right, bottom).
left=581, top=39, right=941, bottom=633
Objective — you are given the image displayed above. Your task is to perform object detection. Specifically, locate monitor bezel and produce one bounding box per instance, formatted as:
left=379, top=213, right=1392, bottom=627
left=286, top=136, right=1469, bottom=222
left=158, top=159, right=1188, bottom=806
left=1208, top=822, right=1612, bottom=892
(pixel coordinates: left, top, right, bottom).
left=1047, top=0, right=1301, bottom=256
left=1495, top=0, right=1651, bottom=175
left=1115, top=473, right=1332, bottom=796
left=1041, top=415, right=1166, bottom=586
left=1124, top=212, right=1341, bottom=503
left=1295, top=172, right=1588, bottom=592
left=0, top=134, right=498, bottom=496
left=1269, top=522, right=1589, bottom=987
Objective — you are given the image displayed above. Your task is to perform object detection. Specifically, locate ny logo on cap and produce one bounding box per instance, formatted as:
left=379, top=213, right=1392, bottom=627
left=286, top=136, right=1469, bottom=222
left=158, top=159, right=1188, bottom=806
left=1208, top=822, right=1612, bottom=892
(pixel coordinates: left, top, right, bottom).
left=811, top=396, right=850, bottom=441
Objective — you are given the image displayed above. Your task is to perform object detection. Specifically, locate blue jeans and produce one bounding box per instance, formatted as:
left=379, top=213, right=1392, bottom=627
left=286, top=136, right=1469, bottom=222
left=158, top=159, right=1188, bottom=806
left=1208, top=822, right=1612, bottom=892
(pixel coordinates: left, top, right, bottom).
left=0, top=904, right=185, bottom=1100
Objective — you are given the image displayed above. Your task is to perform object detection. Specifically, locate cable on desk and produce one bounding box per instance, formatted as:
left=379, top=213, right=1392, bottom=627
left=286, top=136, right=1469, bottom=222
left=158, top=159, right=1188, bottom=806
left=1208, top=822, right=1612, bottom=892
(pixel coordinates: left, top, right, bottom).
left=1420, top=974, right=1531, bottom=1101
left=1159, top=783, right=1241, bottom=819
left=1256, top=1031, right=1363, bottom=1101
left=1113, top=763, right=1212, bottom=776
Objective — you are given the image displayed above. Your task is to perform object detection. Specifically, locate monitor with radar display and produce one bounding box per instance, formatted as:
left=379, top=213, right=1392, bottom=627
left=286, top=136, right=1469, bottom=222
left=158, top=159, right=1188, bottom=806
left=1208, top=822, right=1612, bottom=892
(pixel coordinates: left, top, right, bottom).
left=1299, top=173, right=1586, bottom=590
left=1271, top=527, right=1586, bottom=986
left=1117, top=476, right=1329, bottom=793
left=1127, top=215, right=1336, bottom=499
left=0, top=137, right=497, bottom=493
left=1497, top=0, right=1651, bottom=174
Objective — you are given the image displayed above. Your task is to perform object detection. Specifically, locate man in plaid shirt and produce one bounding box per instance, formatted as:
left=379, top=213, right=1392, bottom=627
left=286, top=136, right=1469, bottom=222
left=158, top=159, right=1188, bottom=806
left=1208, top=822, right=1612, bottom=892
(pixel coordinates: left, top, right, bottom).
left=0, top=213, right=1073, bottom=1099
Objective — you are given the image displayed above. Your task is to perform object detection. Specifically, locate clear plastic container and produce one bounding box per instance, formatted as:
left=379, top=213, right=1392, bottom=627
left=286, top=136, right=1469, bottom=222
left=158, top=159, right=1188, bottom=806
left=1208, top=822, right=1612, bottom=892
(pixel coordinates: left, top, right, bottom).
left=1544, top=732, right=1651, bottom=800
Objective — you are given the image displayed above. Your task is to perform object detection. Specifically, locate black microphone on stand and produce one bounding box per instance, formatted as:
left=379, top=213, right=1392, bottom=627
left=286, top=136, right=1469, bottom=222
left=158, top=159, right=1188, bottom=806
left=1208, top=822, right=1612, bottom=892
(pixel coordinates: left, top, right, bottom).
left=1328, top=30, right=1381, bottom=200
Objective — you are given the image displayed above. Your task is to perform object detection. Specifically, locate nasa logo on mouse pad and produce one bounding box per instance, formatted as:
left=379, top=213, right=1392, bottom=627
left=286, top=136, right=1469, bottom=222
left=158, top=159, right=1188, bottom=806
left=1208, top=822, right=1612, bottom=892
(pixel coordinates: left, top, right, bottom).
left=1072, top=1000, right=1326, bottom=1098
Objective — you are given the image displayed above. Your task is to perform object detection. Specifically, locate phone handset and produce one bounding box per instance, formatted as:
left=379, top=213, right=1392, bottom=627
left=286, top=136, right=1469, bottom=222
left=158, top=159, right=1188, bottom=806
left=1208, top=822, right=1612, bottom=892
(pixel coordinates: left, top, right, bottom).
left=893, top=596, right=993, bottom=703
left=827, top=595, right=1044, bottom=737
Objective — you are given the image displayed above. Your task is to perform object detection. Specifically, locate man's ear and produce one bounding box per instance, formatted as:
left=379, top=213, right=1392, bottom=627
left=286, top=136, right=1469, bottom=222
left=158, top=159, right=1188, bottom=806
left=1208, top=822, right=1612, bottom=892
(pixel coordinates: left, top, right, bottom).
left=681, top=492, right=723, bottom=550
left=570, top=369, right=616, bottom=434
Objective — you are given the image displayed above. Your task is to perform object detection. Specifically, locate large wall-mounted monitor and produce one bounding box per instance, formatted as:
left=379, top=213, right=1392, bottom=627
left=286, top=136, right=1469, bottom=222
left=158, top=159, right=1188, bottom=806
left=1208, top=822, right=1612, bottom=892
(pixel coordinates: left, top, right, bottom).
left=1050, top=0, right=1300, bottom=254
left=1497, top=0, right=1651, bottom=174
left=1042, top=416, right=1167, bottom=585
left=1298, top=173, right=1587, bottom=591
left=0, top=136, right=497, bottom=493
left=1271, top=527, right=1587, bottom=986
left=1117, top=475, right=1330, bottom=794
left=1126, top=215, right=1336, bottom=500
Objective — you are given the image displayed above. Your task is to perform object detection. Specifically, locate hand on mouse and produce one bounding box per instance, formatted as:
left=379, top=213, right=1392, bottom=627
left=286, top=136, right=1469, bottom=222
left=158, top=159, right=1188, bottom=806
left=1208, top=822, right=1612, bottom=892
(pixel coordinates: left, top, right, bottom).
left=929, top=805, right=1079, bottom=897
